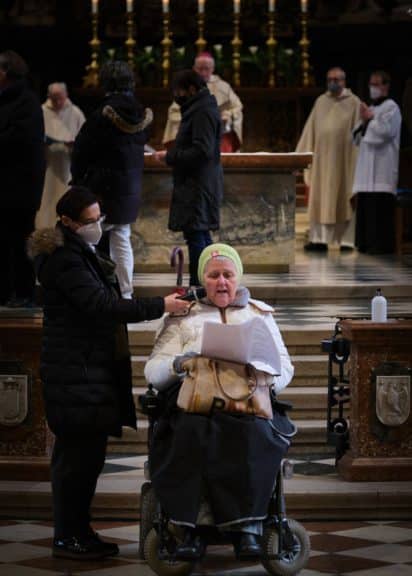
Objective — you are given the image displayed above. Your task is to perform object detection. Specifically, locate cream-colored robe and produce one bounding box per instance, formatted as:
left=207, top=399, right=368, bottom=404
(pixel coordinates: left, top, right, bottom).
left=296, top=88, right=360, bottom=225
left=36, top=98, right=85, bottom=229
left=162, top=74, right=243, bottom=147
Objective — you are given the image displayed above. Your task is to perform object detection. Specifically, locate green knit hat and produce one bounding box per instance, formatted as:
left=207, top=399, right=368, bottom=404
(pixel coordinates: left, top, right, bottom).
left=197, top=243, right=243, bottom=285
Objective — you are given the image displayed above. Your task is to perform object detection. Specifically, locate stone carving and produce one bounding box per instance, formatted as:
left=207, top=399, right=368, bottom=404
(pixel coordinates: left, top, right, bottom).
left=0, top=374, right=29, bottom=427
left=376, top=375, right=410, bottom=427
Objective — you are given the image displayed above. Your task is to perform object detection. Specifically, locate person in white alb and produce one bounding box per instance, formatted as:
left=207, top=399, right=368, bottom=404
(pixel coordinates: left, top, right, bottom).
left=36, top=83, right=85, bottom=229
left=352, top=70, right=402, bottom=254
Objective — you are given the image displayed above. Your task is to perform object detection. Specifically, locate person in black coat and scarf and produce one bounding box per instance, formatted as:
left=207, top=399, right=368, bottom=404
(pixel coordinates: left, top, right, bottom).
left=71, top=60, right=152, bottom=299
left=0, top=50, right=45, bottom=306
left=154, top=69, right=223, bottom=287
left=28, top=186, right=189, bottom=560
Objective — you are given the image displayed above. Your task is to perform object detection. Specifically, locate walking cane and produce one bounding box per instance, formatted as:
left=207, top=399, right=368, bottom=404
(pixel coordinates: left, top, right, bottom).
left=170, top=246, right=185, bottom=293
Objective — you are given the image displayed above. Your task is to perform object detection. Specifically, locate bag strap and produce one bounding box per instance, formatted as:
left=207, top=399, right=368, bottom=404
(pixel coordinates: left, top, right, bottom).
left=212, top=360, right=257, bottom=401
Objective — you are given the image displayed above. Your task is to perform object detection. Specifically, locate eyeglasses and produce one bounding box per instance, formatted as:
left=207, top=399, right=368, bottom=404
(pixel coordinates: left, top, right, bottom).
left=327, top=77, right=343, bottom=82
left=77, top=214, right=106, bottom=226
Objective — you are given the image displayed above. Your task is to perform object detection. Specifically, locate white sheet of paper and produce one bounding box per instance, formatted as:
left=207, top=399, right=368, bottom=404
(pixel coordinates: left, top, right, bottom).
left=200, top=317, right=281, bottom=375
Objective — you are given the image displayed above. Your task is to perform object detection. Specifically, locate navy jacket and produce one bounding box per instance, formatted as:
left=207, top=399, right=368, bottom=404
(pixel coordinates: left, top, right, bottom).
left=166, top=88, right=223, bottom=232
left=71, top=92, right=151, bottom=224
left=30, top=223, right=164, bottom=436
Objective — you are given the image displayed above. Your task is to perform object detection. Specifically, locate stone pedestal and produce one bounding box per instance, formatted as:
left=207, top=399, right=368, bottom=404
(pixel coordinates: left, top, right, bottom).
left=134, top=152, right=312, bottom=274
left=0, top=312, right=53, bottom=480
left=338, top=319, right=412, bottom=481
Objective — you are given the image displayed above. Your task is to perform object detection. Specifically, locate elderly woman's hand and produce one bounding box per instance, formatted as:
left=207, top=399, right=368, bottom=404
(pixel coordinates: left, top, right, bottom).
left=173, top=352, right=199, bottom=376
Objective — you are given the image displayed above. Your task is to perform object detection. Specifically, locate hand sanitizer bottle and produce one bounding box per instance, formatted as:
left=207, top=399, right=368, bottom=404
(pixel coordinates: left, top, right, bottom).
left=371, top=288, right=387, bottom=322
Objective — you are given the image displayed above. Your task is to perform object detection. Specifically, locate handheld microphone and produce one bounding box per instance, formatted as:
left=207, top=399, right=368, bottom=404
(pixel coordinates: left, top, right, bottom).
left=177, top=287, right=206, bottom=301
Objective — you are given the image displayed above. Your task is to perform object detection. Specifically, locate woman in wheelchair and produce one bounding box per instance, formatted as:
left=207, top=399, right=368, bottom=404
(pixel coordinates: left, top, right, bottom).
left=144, top=243, right=294, bottom=562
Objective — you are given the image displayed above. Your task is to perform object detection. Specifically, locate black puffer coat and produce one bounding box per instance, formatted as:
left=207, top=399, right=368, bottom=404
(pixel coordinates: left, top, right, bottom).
left=29, top=224, right=164, bottom=436
left=71, top=92, right=152, bottom=225
left=166, top=88, right=223, bottom=232
left=0, top=79, right=45, bottom=213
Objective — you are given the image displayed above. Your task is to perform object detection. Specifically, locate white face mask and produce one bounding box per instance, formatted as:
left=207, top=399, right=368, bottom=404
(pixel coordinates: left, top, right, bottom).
left=76, top=220, right=103, bottom=245
left=369, top=86, right=382, bottom=100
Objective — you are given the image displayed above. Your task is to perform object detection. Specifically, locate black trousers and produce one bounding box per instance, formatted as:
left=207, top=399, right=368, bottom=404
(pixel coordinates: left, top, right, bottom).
left=51, top=432, right=108, bottom=539
left=355, top=192, right=396, bottom=254
left=183, top=230, right=212, bottom=286
left=0, top=210, right=36, bottom=303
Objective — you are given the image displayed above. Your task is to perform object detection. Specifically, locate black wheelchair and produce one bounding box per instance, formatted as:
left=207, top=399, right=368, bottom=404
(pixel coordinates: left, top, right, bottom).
left=138, top=384, right=311, bottom=576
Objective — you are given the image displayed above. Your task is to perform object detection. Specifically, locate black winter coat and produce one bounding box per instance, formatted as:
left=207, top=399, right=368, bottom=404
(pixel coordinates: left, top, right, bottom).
left=71, top=92, right=152, bottom=225
left=29, top=223, right=164, bottom=437
left=166, top=88, right=223, bottom=232
left=0, top=79, right=45, bottom=214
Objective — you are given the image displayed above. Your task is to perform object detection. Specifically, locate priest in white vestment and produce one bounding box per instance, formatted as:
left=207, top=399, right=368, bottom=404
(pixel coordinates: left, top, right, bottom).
left=162, top=52, right=243, bottom=152
left=352, top=70, right=402, bottom=254
left=36, top=83, right=85, bottom=229
left=296, top=68, right=361, bottom=251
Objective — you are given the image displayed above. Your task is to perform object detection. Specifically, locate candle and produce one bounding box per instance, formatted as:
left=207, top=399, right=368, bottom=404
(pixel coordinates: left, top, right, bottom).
left=198, top=0, right=205, bottom=14
left=126, top=0, right=133, bottom=13
left=301, top=0, right=308, bottom=13
left=233, top=0, right=240, bottom=14
left=91, top=0, right=98, bottom=14
left=268, top=0, right=275, bottom=12
left=162, top=0, right=169, bottom=13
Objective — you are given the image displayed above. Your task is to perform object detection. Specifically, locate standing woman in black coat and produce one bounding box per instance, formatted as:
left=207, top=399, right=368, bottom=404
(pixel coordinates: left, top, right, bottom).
left=71, top=60, right=152, bottom=299
left=0, top=50, right=45, bottom=306
left=29, top=186, right=189, bottom=560
left=154, top=69, right=223, bottom=286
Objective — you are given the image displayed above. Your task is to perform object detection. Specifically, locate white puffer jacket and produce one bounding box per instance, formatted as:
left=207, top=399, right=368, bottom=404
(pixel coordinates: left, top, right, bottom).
left=144, top=288, right=294, bottom=394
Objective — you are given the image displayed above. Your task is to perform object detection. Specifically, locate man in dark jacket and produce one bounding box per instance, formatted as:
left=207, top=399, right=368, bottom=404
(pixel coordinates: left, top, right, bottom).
left=0, top=50, right=45, bottom=306
left=154, top=69, right=223, bottom=286
left=29, top=186, right=189, bottom=560
left=71, top=60, right=152, bottom=299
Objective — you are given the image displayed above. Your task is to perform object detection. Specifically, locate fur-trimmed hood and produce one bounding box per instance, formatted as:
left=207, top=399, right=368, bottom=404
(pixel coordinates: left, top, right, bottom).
left=27, top=227, right=64, bottom=260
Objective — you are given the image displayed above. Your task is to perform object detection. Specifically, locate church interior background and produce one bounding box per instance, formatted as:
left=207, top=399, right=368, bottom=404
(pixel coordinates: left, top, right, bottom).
left=1, top=2, right=412, bottom=575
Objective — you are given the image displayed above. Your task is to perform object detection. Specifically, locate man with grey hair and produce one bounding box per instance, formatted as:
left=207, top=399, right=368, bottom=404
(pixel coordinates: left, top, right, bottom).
left=36, top=82, right=85, bottom=229
left=296, top=67, right=361, bottom=251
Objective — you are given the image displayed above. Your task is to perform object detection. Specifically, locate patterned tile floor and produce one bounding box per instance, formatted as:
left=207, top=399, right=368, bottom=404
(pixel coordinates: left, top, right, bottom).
left=0, top=518, right=411, bottom=575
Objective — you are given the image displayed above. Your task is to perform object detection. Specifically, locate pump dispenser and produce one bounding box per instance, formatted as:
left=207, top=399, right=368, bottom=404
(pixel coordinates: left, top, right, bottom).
left=371, top=288, right=387, bottom=322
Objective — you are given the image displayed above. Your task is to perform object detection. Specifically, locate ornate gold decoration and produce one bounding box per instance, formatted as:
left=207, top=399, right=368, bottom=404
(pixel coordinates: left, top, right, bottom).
left=196, top=9, right=207, bottom=54
left=299, top=7, right=313, bottom=87
left=266, top=9, right=277, bottom=87
left=125, top=9, right=136, bottom=73
left=231, top=9, right=242, bottom=87
left=83, top=11, right=101, bottom=88
left=161, top=11, right=173, bottom=87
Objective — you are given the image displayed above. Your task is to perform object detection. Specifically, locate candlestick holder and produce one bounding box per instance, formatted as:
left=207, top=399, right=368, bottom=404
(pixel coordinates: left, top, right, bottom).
left=299, top=9, right=313, bottom=87
left=161, top=12, right=173, bottom=87
left=266, top=10, right=277, bottom=87
left=124, top=10, right=136, bottom=73
left=231, top=11, right=242, bottom=87
left=83, top=12, right=101, bottom=88
left=195, top=11, right=207, bottom=54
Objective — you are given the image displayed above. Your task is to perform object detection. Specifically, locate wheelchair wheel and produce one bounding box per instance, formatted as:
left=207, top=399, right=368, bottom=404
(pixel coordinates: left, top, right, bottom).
left=139, top=482, right=158, bottom=559
left=144, top=528, right=195, bottom=576
left=261, top=519, right=310, bottom=576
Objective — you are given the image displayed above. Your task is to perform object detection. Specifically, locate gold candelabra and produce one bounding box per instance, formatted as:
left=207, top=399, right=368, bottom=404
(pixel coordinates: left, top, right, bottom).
left=83, top=12, right=101, bottom=88
left=231, top=11, right=242, bottom=87
left=299, top=9, right=312, bottom=87
left=125, top=10, right=136, bottom=73
left=161, top=12, right=173, bottom=87
left=195, top=11, right=207, bottom=54
left=266, top=10, right=277, bottom=87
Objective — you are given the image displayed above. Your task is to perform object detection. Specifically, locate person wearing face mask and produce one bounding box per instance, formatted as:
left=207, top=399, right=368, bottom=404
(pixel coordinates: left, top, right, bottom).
left=153, top=69, right=223, bottom=287
left=352, top=70, right=402, bottom=254
left=296, top=67, right=361, bottom=251
left=162, top=52, right=243, bottom=152
left=28, top=186, right=190, bottom=561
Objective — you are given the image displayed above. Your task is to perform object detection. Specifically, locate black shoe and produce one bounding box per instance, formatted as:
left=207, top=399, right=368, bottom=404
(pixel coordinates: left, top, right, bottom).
left=175, top=529, right=205, bottom=560
left=87, top=530, right=119, bottom=556
left=235, top=533, right=262, bottom=560
left=340, top=245, right=353, bottom=252
left=304, top=242, right=328, bottom=252
left=5, top=297, right=35, bottom=308
left=52, top=536, right=113, bottom=560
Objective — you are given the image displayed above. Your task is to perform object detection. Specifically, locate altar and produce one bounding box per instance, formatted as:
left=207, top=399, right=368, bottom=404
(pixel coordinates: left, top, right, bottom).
left=133, top=152, right=312, bottom=274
